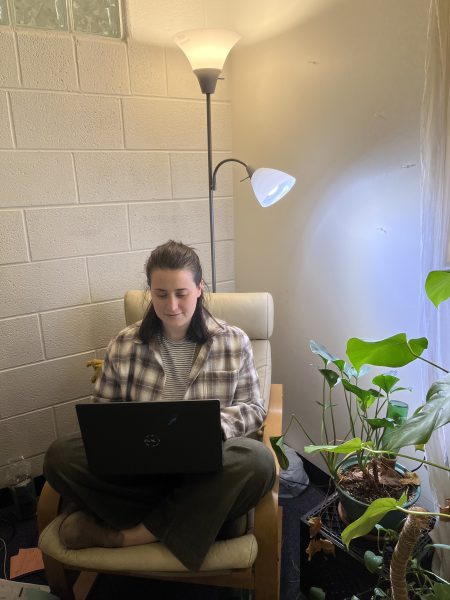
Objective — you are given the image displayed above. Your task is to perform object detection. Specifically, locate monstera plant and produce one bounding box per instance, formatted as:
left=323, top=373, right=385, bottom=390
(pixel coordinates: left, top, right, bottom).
left=271, top=271, right=450, bottom=599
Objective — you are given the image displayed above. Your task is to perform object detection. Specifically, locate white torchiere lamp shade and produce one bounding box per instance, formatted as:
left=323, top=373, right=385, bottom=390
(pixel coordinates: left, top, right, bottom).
left=174, top=29, right=241, bottom=93
left=250, top=168, right=296, bottom=207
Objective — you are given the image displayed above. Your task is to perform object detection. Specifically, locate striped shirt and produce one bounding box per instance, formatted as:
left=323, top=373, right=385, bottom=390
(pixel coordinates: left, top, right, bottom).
left=94, top=315, right=266, bottom=439
left=160, top=334, right=197, bottom=401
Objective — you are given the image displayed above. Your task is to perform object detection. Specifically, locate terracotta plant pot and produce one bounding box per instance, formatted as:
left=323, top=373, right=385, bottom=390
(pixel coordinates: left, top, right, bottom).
left=335, top=454, right=421, bottom=531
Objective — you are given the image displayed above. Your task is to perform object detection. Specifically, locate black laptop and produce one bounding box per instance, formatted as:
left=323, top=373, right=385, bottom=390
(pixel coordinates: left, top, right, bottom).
left=76, top=400, right=223, bottom=477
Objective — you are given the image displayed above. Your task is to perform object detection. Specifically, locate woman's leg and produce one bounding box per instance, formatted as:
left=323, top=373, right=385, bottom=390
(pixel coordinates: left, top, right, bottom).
left=43, top=434, right=171, bottom=529
left=44, top=435, right=275, bottom=571
left=143, top=437, right=276, bottom=571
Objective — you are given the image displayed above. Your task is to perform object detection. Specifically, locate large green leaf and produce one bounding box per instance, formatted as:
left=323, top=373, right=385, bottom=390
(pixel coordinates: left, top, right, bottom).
left=270, top=435, right=289, bottom=470
left=346, top=334, right=428, bottom=371
left=341, top=495, right=406, bottom=547
left=425, top=270, right=450, bottom=308
left=384, top=374, right=450, bottom=452
left=310, top=340, right=338, bottom=365
left=304, top=437, right=363, bottom=455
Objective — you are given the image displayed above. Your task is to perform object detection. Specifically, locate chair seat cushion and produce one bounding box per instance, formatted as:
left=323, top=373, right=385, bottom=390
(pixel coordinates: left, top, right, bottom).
left=39, top=514, right=258, bottom=575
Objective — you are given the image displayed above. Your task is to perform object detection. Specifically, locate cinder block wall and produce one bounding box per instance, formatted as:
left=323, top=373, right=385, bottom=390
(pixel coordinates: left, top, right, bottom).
left=0, top=28, right=234, bottom=486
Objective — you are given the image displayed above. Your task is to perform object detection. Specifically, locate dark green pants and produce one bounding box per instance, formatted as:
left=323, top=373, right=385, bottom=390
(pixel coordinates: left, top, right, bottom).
left=43, top=435, right=275, bottom=571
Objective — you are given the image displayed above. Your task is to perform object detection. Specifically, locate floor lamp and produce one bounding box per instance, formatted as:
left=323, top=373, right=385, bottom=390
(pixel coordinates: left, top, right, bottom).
left=174, top=29, right=296, bottom=292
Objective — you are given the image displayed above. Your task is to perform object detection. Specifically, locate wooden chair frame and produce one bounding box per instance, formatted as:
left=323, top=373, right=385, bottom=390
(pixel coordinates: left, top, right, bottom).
left=38, top=384, right=283, bottom=600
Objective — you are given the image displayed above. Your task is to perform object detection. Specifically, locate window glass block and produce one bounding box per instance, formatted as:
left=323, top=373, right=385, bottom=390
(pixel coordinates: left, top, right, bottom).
left=13, top=0, right=68, bottom=30
left=72, top=0, right=121, bottom=38
left=0, top=0, right=10, bottom=25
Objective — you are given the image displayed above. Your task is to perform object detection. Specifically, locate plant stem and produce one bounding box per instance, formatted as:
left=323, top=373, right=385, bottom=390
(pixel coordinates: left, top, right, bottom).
left=396, top=506, right=450, bottom=520
left=282, top=413, right=317, bottom=445
left=417, top=568, right=449, bottom=585
left=281, top=413, right=337, bottom=476
left=329, top=386, right=337, bottom=443
left=321, top=378, right=329, bottom=444
left=343, top=385, right=357, bottom=438
left=406, top=343, right=449, bottom=373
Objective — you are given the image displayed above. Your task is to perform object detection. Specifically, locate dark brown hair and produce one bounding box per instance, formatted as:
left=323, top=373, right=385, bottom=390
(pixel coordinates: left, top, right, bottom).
left=138, top=240, right=212, bottom=344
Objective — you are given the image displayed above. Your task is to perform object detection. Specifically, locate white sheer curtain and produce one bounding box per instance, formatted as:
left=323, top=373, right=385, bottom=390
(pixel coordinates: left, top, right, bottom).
left=420, top=0, right=450, bottom=580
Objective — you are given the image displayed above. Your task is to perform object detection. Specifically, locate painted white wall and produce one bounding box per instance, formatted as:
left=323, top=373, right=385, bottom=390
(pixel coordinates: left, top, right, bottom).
left=0, top=26, right=235, bottom=486
left=231, top=0, right=431, bottom=499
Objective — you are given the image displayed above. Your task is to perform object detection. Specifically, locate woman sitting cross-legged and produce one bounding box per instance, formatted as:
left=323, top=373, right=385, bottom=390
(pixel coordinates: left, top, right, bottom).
left=43, top=239, right=276, bottom=572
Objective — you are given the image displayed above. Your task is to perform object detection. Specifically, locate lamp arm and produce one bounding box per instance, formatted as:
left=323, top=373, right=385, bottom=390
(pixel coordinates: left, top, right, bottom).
left=211, top=158, right=254, bottom=190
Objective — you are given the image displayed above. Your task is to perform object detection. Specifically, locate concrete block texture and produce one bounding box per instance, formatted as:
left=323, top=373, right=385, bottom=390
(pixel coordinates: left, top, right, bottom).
left=1, top=151, right=77, bottom=207
left=122, top=97, right=232, bottom=150
left=0, top=409, right=56, bottom=467
left=40, top=300, right=125, bottom=359
left=129, top=197, right=233, bottom=250
left=17, top=31, right=78, bottom=91
left=74, top=151, right=171, bottom=203
left=87, top=250, right=149, bottom=302
left=171, top=151, right=232, bottom=199
left=54, top=397, right=92, bottom=438
left=0, top=258, right=90, bottom=318
left=76, top=38, right=130, bottom=95
left=0, top=315, right=44, bottom=369
left=0, top=31, right=20, bottom=87
left=0, top=210, right=28, bottom=264
left=128, top=42, right=166, bottom=96
left=0, top=351, right=95, bottom=419
left=10, top=91, right=123, bottom=149
left=26, top=204, right=129, bottom=260
left=165, top=47, right=231, bottom=102
left=0, top=92, right=13, bottom=148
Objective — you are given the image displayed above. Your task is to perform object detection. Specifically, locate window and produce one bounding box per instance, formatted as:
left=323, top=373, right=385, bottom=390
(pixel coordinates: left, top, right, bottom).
left=0, top=0, right=122, bottom=37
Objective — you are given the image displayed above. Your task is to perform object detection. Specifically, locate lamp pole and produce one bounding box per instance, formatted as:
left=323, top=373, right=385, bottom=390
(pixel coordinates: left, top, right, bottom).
left=206, top=92, right=217, bottom=292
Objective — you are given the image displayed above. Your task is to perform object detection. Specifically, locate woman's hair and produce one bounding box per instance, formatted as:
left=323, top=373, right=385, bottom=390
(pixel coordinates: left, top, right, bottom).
left=138, top=240, right=212, bottom=344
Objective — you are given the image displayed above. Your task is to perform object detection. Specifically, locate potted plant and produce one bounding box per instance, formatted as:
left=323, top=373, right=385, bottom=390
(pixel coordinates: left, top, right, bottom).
left=271, top=270, right=450, bottom=598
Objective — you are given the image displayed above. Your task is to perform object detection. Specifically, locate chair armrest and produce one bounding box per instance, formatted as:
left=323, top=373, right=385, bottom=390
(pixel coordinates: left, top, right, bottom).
left=253, top=384, right=283, bottom=598
left=261, top=383, right=283, bottom=476
left=37, top=481, right=62, bottom=534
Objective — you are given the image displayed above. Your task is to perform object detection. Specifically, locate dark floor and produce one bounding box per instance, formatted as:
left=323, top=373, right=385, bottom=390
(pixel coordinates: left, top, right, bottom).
left=0, top=460, right=376, bottom=600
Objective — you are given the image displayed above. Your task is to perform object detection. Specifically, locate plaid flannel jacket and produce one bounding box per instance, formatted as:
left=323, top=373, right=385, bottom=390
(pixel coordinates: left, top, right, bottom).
left=94, top=316, right=266, bottom=439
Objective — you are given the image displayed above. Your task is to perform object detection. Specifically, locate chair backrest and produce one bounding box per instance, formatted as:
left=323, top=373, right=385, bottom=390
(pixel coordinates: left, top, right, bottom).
left=124, top=291, right=274, bottom=410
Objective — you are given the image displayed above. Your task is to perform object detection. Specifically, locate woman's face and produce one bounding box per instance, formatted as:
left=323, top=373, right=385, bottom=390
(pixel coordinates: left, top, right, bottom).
left=150, top=268, right=202, bottom=340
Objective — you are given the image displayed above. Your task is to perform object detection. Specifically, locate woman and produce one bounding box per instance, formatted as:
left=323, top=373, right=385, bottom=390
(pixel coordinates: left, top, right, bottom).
left=44, top=240, right=275, bottom=571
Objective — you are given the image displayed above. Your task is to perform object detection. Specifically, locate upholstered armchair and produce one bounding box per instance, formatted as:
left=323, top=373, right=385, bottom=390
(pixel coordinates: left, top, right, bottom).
left=37, top=291, right=283, bottom=600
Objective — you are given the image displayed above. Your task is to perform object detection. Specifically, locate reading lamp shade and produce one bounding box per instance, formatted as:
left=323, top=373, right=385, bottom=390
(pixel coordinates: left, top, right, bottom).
left=251, top=168, right=296, bottom=207
left=173, top=29, right=241, bottom=71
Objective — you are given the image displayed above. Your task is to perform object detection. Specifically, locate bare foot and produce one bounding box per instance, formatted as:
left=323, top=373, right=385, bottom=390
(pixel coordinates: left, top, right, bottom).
left=121, top=522, right=158, bottom=546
